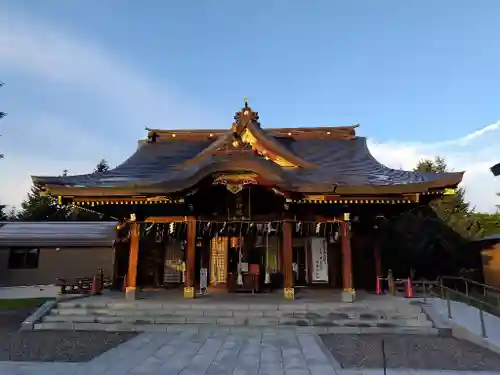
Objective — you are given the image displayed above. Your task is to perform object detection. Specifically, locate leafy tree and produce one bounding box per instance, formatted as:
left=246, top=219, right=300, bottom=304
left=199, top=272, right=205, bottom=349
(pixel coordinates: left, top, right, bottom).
left=379, top=156, right=481, bottom=279
left=94, top=159, right=110, bottom=173
left=413, top=156, right=475, bottom=235
left=0, top=81, right=6, bottom=159
left=472, top=212, right=500, bottom=238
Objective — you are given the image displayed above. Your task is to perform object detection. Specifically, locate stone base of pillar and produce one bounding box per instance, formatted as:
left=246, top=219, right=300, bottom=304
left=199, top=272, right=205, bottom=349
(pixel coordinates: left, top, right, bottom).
left=284, top=287, right=295, bottom=300
left=183, top=286, right=195, bottom=298
left=125, top=287, right=137, bottom=300
left=341, top=289, right=356, bottom=303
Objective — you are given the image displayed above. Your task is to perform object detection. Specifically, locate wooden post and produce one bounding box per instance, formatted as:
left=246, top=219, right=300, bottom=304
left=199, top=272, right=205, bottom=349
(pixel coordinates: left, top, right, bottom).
left=125, top=221, right=139, bottom=300
left=282, top=221, right=294, bottom=300
left=340, top=213, right=355, bottom=302
left=184, top=217, right=196, bottom=298
left=374, top=241, right=382, bottom=278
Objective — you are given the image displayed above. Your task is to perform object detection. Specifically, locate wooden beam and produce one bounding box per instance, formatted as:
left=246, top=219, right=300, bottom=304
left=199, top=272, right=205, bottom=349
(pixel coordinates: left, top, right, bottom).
left=144, top=216, right=191, bottom=223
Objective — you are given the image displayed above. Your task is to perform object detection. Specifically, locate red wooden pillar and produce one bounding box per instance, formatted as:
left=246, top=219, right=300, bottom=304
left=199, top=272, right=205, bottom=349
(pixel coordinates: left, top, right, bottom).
left=340, top=214, right=355, bottom=302
left=184, top=217, right=196, bottom=298
left=282, top=221, right=294, bottom=300
left=125, top=221, right=139, bottom=300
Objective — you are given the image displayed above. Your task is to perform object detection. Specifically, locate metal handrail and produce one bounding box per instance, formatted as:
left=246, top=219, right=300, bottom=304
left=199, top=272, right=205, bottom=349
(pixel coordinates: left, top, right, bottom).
left=422, top=280, right=497, bottom=338
left=438, top=276, right=500, bottom=310
left=439, top=275, right=500, bottom=295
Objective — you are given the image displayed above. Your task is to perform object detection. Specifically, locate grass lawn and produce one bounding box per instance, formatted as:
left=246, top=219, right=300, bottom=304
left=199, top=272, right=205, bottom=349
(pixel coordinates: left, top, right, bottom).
left=0, top=298, right=54, bottom=309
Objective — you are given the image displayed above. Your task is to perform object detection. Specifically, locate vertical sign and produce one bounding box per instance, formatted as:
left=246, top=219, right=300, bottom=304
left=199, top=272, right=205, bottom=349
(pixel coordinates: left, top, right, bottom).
left=311, top=237, right=329, bottom=283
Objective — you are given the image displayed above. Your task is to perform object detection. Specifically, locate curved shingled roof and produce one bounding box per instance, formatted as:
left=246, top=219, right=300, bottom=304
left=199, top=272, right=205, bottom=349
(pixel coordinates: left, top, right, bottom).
left=32, top=103, right=464, bottom=196
left=33, top=136, right=463, bottom=195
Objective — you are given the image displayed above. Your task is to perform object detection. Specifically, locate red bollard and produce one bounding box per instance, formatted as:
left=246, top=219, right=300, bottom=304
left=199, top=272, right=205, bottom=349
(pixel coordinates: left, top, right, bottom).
left=404, top=277, right=414, bottom=298
left=376, top=276, right=383, bottom=295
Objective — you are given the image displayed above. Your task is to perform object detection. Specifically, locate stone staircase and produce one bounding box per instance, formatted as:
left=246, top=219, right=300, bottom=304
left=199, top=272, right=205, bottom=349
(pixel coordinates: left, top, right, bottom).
left=32, top=297, right=442, bottom=334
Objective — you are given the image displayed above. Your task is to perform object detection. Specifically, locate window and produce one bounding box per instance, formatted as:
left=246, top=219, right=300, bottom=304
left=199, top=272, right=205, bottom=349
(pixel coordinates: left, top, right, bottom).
left=8, top=248, right=40, bottom=269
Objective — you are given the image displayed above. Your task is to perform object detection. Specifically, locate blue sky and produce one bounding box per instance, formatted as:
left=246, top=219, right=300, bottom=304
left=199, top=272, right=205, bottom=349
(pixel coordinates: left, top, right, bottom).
left=0, top=0, right=499, bottom=212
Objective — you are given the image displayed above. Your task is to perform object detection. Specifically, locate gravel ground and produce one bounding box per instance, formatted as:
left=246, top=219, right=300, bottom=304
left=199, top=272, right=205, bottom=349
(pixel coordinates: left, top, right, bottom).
left=0, top=306, right=137, bottom=362
left=320, top=334, right=500, bottom=371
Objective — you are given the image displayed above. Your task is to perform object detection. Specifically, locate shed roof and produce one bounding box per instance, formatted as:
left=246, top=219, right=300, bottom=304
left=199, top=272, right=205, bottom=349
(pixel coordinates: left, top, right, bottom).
left=0, top=221, right=117, bottom=247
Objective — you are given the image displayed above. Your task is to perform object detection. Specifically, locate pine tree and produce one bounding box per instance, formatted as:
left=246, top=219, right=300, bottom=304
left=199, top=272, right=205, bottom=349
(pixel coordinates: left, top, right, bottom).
left=0, top=203, right=7, bottom=220
left=94, top=159, right=110, bottom=173
left=18, top=169, right=71, bottom=221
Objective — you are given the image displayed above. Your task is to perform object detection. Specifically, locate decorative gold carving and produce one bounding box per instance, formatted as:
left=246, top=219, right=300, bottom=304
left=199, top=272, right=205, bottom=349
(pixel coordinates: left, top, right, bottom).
left=306, top=195, right=325, bottom=201
left=227, top=184, right=244, bottom=194
left=183, top=286, right=195, bottom=298
left=213, top=173, right=258, bottom=194
left=343, top=213, right=350, bottom=221
left=214, top=173, right=259, bottom=184
left=443, top=188, right=456, bottom=195
left=284, top=287, right=295, bottom=300
left=146, top=196, right=169, bottom=202
left=210, top=237, right=228, bottom=285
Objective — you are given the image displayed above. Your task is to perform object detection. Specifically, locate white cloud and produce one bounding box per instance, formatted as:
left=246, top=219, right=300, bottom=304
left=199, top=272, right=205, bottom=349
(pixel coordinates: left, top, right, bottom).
left=368, top=121, right=500, bottom=213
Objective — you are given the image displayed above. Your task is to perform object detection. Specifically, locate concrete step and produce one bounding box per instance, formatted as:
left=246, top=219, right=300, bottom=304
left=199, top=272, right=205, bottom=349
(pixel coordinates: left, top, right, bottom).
left=42, top=313, right=434, bottom=328
left=56, top=301, right=425, bottom=314
left=33, top=322, right=442, bottom=335
left=50, top=307, right=428, bottom=321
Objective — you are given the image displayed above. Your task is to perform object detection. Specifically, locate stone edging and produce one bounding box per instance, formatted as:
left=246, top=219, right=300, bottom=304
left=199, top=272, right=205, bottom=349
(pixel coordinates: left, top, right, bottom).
left=20, top=295, right=88, bottom=331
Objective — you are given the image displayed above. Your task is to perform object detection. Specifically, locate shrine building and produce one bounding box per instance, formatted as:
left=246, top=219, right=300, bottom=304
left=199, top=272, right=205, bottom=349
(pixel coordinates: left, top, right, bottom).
left=32, top=101, right=464, bottom=302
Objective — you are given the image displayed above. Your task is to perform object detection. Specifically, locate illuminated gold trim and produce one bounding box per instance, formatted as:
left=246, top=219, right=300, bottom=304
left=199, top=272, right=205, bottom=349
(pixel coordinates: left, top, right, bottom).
left=72, top=197, right=184, bottom=205
left=285, top=198, right=413, bottom=204
left=443, top=188, right=456, bottom=195
left=241, top=128, right=298, bottom=168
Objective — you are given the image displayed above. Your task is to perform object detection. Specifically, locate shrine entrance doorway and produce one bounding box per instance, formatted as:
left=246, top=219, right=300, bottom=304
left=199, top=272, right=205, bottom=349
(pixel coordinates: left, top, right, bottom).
left=293, top=244, right=307, bottom=286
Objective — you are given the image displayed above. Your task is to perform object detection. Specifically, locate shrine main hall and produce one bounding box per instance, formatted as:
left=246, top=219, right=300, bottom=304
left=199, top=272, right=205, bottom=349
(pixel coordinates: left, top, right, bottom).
left=33, top=101, right=463, bottom=302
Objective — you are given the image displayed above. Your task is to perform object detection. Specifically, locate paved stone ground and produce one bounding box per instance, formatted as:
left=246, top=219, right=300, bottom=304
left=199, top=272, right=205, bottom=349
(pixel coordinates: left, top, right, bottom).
left=320, top=334, right=500, bottom=371
left=0, top=305, right=136, bottom=362
left=2, top=329, right=500, bottom=374
left=0, top=329, right=341, bottom=375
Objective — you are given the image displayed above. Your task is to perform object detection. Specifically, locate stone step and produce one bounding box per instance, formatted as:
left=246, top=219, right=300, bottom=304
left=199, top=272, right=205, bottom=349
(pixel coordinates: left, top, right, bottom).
left=33, top=322, right=442, bottom=335
left=51, top=307, right=427, bottom=321
left=56, top=301, right=425, bottom=315
left=41, top=314, right=434, bottom=328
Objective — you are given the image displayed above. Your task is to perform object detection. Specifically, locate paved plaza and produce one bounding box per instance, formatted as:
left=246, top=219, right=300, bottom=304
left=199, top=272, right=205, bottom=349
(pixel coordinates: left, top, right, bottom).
left=2, top=328, right=500, bottom=375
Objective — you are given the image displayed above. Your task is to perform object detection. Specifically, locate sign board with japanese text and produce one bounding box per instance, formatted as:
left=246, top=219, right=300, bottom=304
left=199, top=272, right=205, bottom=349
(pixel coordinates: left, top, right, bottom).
left=311, top=237, right=329, bottom=283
